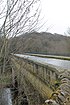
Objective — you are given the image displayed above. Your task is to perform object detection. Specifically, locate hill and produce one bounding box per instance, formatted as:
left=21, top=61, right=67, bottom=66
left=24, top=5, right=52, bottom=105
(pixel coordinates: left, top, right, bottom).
left=10, top=32, right=70, bottom=56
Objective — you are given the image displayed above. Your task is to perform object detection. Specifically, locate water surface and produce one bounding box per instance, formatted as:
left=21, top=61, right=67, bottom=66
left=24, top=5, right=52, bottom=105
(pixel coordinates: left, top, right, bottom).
left=0, top=88, right=12, bottom=105
left=15, top=54, right=70, bottom=69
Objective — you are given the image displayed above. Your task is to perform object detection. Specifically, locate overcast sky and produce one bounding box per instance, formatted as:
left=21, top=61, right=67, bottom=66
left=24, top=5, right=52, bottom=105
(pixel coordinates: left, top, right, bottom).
left=40, top=0, right=70, bottom=35
left=0, top=0, right=70, bottom=35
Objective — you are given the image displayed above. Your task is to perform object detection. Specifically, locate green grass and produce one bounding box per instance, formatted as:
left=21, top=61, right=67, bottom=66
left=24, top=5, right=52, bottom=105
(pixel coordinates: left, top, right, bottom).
left=30, top=54, right=70, bottom=61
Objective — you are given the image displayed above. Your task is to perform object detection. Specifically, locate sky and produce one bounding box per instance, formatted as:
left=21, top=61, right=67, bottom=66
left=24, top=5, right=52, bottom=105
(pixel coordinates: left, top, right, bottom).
left=40, top=0, right=70, bottom=35
left=0, top=0, right=70, bottom=35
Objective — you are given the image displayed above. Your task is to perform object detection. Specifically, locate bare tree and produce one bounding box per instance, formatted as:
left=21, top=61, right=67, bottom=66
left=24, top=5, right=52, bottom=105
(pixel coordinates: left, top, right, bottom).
left=66, top=27, right=70, bottom=35
left=1, top=0, right=41, bottom=36
left=0, top=1, right=42, bottom=104
left=64, top=27, right=70, bottom=36
left=0, top=0, right=41, bottom=73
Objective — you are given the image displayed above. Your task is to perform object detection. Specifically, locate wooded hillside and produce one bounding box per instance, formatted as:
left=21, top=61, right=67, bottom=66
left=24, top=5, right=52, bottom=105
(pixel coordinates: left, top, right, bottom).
left=9, top=32, right=70, bottom=56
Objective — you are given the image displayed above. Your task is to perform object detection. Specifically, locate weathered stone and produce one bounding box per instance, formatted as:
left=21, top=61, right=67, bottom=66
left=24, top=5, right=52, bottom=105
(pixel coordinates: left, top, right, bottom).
left=45, top=72, right=70, bottom=105
left=45, top=99, right=59, bottom=105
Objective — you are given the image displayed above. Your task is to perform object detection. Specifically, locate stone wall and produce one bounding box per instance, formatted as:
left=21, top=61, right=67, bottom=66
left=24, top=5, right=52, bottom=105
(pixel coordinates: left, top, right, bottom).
left=11, top=55, right=70, bottom=104
left=11, top=55, right=61, bottom=99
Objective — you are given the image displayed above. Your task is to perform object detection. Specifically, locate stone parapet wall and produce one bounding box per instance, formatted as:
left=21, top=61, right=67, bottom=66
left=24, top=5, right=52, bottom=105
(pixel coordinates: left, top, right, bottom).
left=11, top=54, right=70, bottom=104
left=11, top=56, right=54, bottom=99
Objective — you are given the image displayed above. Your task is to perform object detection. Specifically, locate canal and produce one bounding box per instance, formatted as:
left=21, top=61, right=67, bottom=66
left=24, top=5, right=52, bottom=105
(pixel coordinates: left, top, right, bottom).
left=14, top=54, right=70, bottom=69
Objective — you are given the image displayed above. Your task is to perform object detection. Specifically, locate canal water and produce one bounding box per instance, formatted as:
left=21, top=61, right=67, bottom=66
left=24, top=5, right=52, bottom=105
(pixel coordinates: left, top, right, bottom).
left=0, top=88, right=12, bottom=105
left=15, top=54, right=70, bottom=69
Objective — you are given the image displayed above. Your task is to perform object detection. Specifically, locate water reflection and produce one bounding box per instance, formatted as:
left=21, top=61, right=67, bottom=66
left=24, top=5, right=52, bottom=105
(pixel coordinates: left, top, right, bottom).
left=42, top=58, right=70, bottom=69
left=15, top=54, right=70, bottom=69
left=0, top=88, right=12, bottom=105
